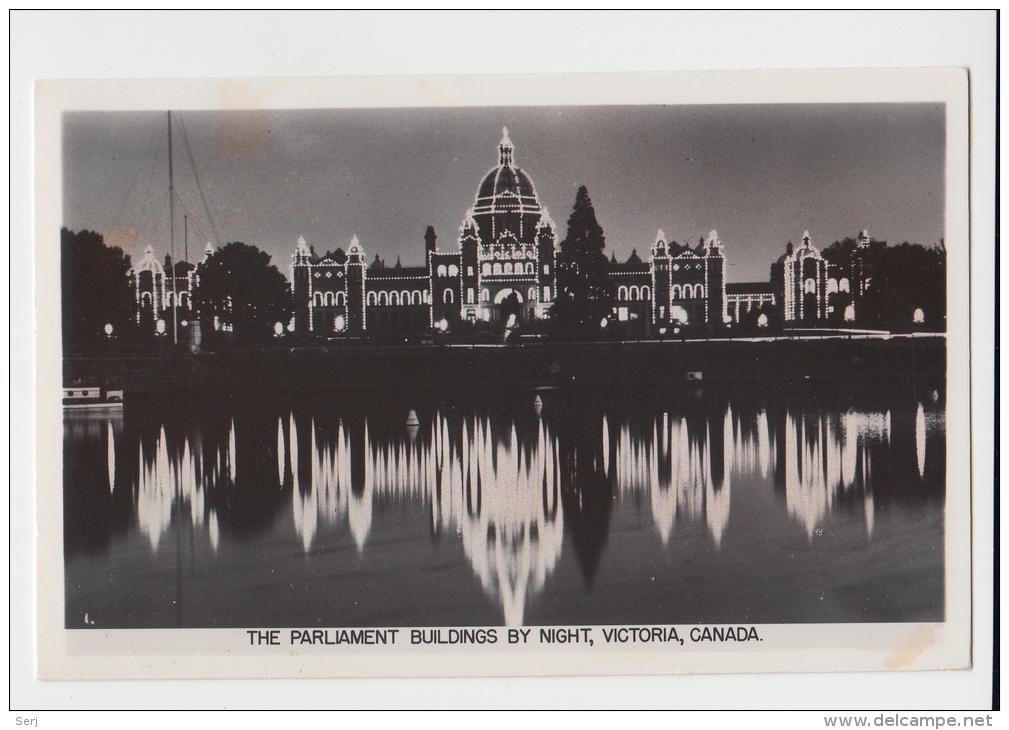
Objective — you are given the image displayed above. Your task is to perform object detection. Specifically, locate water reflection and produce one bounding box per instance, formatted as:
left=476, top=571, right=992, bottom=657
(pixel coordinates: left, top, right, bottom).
left=64, top=387, right=945, bottom=627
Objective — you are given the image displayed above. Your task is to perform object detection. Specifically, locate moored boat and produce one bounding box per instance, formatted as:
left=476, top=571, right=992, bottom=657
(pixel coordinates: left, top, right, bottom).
left=63, top=387, right=124, bottom=410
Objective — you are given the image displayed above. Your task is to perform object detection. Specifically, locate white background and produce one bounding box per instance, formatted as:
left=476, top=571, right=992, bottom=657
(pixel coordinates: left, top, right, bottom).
left=10, top=10, right=997, bottom=710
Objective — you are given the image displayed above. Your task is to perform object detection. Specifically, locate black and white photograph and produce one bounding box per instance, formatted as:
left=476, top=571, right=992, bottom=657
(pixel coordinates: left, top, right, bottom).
left=33, top=68, right=972, bottom=681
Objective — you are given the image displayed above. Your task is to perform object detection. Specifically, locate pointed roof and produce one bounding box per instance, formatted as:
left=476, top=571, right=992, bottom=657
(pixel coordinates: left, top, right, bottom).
left=626, top=249, right=642, bottom=265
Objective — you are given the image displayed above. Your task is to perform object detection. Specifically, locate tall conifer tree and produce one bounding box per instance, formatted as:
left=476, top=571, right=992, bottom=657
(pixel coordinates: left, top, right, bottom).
left=551, top=186, right=615, bottom=340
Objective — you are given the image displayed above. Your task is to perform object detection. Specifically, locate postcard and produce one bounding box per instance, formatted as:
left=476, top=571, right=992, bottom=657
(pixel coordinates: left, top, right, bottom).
left=35, top=69, right=971, bottom=679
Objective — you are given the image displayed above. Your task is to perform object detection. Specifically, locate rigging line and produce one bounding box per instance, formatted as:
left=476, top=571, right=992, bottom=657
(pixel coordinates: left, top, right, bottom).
left=110, top=122, right=162, bottom=229
left=136, top=188, right=167, bottom=245
left=178, top=114, right=226, bottom=246
left=175, top=196, right=214, bottom=254
left=133, top=131, right=167, bottom=237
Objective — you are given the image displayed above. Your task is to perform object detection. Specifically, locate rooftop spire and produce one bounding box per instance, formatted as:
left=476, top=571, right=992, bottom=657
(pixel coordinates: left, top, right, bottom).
left=499, top=127, right=514, bottom=166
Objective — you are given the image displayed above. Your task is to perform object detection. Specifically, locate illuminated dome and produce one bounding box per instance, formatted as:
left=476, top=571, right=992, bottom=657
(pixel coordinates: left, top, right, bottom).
left=470, top=128, right=545, bottom=246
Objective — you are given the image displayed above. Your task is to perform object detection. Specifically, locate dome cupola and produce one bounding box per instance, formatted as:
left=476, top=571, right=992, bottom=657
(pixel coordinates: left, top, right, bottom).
left=471, top=128, right=545, bottom=247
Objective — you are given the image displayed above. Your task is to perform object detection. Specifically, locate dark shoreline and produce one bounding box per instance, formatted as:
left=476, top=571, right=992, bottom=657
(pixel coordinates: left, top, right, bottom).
left=63, top=334, right=946, bottom=395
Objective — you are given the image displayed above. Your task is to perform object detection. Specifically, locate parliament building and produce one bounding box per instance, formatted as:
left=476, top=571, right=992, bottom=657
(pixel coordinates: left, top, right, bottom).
left=130, top=129, right=874, bottom=339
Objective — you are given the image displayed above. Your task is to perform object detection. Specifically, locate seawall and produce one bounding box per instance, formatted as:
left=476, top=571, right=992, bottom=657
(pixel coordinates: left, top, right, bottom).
left=63, top=335, right=946, bottom=395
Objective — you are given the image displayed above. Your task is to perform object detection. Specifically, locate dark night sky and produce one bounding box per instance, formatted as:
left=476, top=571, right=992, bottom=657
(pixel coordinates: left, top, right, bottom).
left=63, top=103, right=945, bottom=284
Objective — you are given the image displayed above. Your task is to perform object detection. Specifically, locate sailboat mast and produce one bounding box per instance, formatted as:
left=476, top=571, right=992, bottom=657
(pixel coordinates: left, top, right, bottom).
left=168, top=110, right=178, bottom=345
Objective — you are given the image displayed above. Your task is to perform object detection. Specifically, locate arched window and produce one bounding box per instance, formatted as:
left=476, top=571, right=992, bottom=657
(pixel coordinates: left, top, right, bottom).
left=804, top=278, right=817, bottom=294
left=839, top=278, right=850, bottom=293
left=827, top=278, right=838, bottom=294
left=618, top=286, right=628, bottom=301
left=504, top=262, right=513, bottom=274
left=402, top=290, right=412, bottom=305
left=682, top=286, right=692, bottom=300
left=630, top=286, right=640, bottom=301
left=448, top=264, right=458, bottom=277
left=367, top=291, right=377, bottom=306
left=443, top=288, right=454, bottom=304
left=142, top=292, right=152, bottom=307
left=526, top=262, right=534, bottom=274
left=379, top=291, right=388, bottom=306
left=437, top=265, right=447, bottom=277
left=672, top=285, right=682, bottom=300
left=313, top=292, right=324, bottom=307
left=412, top=291, right=422, bottom=305
left=642, top=286, right=650, bottom=300
left=179, top=293, right=189, bottom=308
left=481, top=288, right=490, bottom=303
left=493, top=263, right=502, bottom=275
left=482, top=263, right=491, bottom=275
left=694, top=284, right=705, bottom=299
left=336, top=291, right=346, bottom=307
left=324, top=292, right=334, bottom=306
left=165, top=292, right=174, bottom=307
left=389, top=291, right=399, bottom=306
left=467, top=288, right=474, bottom=304
left=542, top=287, right=551, bottom=302
left=528, top=287, right=537, bottom=302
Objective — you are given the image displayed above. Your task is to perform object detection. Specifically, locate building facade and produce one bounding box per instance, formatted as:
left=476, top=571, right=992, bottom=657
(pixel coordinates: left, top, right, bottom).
left=289, top=130, right=734, bottom=338
left=129, top=129, right=880, bottom=339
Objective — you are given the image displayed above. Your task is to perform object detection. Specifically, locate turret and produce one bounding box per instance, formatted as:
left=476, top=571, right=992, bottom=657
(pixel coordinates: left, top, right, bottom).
left=346, top=235, right=366, bottom=333
left=425, top=225, right=437, bottom=255
left=702, top=230, right=725, bottom=328
left=651, top=230, right=671, bottom=326
left=535, top=208, right=556, bottom=305
left=292, top=236, right=313, bottom=334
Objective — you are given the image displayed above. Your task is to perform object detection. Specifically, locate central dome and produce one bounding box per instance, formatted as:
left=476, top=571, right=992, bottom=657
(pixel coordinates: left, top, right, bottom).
left=473, top=128, right=542, bottom=215
left=468, top=128, right=547, bottom=248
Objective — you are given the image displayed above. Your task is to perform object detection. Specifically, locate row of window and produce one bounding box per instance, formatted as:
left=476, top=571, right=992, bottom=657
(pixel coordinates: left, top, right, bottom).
left=140, top=291, right=190, bottom=309
left=617, top=285, right=652, bottom=302
left=616, top=284, right=708, bottom=301
left=434, top=262, right=548, bottom=277
left=672, top=284, right=704, bottom=300
left=314, top=286, right=554, bottom=308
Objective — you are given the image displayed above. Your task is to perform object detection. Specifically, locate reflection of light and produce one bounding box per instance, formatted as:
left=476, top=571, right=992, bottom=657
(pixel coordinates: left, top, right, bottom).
left=616, top=412, right=730, bottom=549
left=228, top=420, right=236, bottom=483
left=366, top=410, right=563, bottom=626
left=208, top=510, right=219, bottom=550
left=277, top=417, right=286, bottom=485
left=784, top=413, right=829, bottom=540
left=136, top=426, right=219, bottom=554
left=106, top=420, right=115, bottom=493
left=782, top=409, right=892, bottom=540
left=916, top=403, right=926, bottom=478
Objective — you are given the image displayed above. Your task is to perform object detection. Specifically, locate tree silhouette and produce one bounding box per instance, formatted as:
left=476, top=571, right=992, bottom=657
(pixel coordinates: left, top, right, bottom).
left=193, top=242, right=293, bottom=343
left=551, top=186, right=615, bottom=340
left=61, top=228, right=133, bottom=345
left=823, top=236, right=945, bottom=332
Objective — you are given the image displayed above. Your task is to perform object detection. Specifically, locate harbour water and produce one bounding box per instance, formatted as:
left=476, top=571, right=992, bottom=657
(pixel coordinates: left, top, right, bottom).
left=64, top=381, right=945, bottom=629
